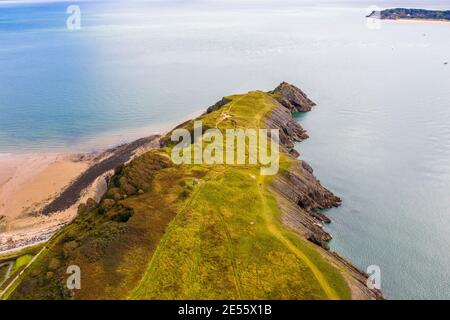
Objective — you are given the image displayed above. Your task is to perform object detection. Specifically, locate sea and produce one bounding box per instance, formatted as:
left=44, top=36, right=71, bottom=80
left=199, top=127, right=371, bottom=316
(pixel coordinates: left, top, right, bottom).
left=1, top=0, right=450, bottom=299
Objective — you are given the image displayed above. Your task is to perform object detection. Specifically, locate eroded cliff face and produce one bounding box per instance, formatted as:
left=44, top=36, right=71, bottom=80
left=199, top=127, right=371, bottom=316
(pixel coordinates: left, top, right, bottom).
left=7, top=82, right=382, bottom=300
left=263, top=97, right=308, bottom=158
left=271, top=162, right=339, bottom=246
left=271, top=81, right=316, bottom=112
left=264, top=82, right=340, bottom=248
left=265, top=82, right=382, bottom=300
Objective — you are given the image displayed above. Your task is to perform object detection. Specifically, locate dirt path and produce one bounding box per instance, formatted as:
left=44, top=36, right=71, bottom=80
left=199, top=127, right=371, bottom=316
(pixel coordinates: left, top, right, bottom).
left=215, top=95, right=244, bottom=128
left=131, top=171, right=221, bottom=299
left=131, top=175, right=207, bottom=298
left=256, top=175, right=339, bottom=300
left=217, top=208, right=244, bottom=299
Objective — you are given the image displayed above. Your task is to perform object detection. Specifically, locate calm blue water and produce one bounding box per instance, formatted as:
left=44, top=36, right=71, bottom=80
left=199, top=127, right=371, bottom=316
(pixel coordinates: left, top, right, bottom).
left=1, top=0, right=450, bottom=299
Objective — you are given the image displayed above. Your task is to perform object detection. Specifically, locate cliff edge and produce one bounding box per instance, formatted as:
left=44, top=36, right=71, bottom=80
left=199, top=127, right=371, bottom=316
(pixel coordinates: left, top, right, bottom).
left=4, top=83, right=382, bottom=300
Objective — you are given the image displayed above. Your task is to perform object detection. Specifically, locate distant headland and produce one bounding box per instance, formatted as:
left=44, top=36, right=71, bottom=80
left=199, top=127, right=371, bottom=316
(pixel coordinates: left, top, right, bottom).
left=367, top=8, right=450, bottom=22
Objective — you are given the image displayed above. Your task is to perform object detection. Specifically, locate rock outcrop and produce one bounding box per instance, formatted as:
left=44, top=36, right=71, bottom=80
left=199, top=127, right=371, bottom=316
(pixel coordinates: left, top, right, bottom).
left=264, top=98, right=308, bottom=156
left=7, top=82, right=382, bottom=300
left=206, top=97, right=232, bottom=114
left=271, top=81, right=316, bottom=112
left=266, top=82, right=382, bottom=299
left=368, top=8, right=450, bottom=21
left=262, top=82, right=340, bottom=249
left=41, top=135, right=160, bottom=215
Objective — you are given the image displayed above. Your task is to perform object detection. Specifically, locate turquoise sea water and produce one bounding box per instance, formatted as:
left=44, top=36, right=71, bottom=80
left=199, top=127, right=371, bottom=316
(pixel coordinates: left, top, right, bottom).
left=1, top=0, right=450, bottom=298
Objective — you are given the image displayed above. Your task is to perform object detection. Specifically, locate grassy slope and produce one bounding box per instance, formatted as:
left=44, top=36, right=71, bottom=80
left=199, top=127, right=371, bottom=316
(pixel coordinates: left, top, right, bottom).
left=0, top=243, right=44, bottom=263
left=8, top=91, right=351, bottom=300
left=0, top=244, right=44, bottom=296
left=0, top=264, right=8, bottom=283
left=11, top=255, right=33, bottom=274
left=132, top=92, right=349, bottom=299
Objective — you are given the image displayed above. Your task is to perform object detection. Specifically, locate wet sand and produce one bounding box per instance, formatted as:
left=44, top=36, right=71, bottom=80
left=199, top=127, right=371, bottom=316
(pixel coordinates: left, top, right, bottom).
left=0, top=154, right=90, bottom=253
left=0, top=154, right=89, bottom=227
left=0, top=135, right=160, bottom=254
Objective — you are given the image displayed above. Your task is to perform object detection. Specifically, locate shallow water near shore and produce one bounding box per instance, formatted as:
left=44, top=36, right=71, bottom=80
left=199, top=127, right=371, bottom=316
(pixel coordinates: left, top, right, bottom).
left=1, top=0, right=450, bottom=298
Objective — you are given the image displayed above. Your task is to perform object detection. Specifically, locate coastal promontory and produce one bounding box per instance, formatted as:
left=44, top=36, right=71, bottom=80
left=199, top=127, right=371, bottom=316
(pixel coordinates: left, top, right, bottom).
left=2, top=83, right=382, bottom=300
left=367, top=8, right=450, bottom=21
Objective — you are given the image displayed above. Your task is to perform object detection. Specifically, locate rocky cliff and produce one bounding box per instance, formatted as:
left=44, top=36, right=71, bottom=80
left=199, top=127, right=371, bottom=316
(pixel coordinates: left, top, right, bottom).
left=6, top=82, right=382, bottom=300
left=367, top=8, right=450, bottom=21
left=263, top=84, right=382, bottom=299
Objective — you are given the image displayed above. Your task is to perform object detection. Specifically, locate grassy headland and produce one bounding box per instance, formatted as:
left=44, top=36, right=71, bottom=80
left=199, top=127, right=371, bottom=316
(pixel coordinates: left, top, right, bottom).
left=5, top=83, right=380, bottom=300
left=367, top=8, right=450, bottom=22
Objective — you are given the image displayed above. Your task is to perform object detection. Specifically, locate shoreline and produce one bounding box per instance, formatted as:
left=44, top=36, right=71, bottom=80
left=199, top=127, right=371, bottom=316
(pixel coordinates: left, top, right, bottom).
left=3, top=82, right=382, bottom=299
left=0, top=92, right=338, bottom=253
left=0, top=136, right=160, bottom=254
left=0, top=153, right=95, bottom=254
left=0, top=154, right=89, bottom=253
left=0, top=154, right=89, bottom=225
left=0, top=109, right=204, bottom=254
left=383, top=18, right=450, bottom=24
left=0, top=109, right=205, bottom=156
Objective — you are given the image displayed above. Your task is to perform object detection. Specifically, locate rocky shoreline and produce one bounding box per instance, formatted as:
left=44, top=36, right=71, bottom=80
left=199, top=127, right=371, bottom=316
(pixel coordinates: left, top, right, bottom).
left=262, top=83, right=382, bottom=299
left=0, top=137, right=160, bottom=254
left=199, top=82, right=381, bottom=298
left=265, top=82, right=341, bottom=248
left=2, top=82, right=382, bottom=299
left=367, top=8, right=450, bottom=21
left=41, top=136, right=160, bottom=215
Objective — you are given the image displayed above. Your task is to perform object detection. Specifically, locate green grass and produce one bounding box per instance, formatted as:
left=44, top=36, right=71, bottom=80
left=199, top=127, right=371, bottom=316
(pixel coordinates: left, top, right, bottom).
left=0, top=243, right=44, bottom=293
left=8, top=90, right=352, bottom=300
left=0, top=243, right=44, bottom=263
left=131, top=166, right=350, bottom=299
left=161, top=91, right=277, bottom=147
left=131, top=91, right=350, bottom=299
left=1, top=249, right=41, bottom=298
left=0, top=264, right=9, bottom=283
left=11, top=255, right=33, bottom=274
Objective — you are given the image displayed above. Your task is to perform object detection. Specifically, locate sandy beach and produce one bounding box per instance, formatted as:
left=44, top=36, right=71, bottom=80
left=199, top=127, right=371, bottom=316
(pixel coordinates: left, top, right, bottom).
left=0, top=154, right=91, bottom=252
left=0, top=104, right=202, bottom=255
left=0, top=154, right=89, bottom=223
left=385, top=18, right=450, bottom=24
left=0, top=135, right=160, bottom=254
